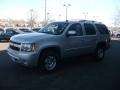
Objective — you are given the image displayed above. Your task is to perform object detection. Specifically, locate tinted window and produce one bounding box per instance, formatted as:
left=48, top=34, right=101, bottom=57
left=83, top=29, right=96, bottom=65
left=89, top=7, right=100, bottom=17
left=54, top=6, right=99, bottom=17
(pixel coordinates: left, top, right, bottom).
left=84, top=23, right=96, bottom=35
left=19, top=29, right=31, bottom=32
left=32, top=28, right=41, bottom=32
left=68, top=23, right=83, bottom=36
left=95, top=24, right=109, bottom=34
left=5, top=29, right=18, bottom=35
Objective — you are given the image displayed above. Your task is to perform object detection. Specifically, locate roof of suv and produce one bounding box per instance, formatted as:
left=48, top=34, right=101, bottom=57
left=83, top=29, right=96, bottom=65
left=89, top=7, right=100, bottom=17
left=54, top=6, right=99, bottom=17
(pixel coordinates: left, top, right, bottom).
left=55, top=20, right=103, bottom=25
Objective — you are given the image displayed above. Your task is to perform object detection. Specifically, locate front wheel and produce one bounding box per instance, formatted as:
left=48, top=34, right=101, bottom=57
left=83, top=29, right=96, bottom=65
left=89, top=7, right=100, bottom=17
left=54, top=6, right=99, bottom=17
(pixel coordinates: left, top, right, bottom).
left=39, top=51, right=60, bottom=72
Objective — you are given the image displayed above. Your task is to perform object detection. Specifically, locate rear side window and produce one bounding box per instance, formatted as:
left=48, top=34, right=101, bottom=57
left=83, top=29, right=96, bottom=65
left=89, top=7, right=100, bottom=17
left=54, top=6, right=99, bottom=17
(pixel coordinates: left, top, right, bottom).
left=95, top=24, right=109, bottom=34
left=84, top=23, right=96, bottom=35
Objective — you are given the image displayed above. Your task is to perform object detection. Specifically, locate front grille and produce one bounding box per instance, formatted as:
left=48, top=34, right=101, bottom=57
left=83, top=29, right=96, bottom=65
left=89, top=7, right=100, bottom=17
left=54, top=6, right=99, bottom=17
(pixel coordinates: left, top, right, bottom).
left=9, top=40, right=21, bottom=51
left=10, top=45, right=20, bottom=51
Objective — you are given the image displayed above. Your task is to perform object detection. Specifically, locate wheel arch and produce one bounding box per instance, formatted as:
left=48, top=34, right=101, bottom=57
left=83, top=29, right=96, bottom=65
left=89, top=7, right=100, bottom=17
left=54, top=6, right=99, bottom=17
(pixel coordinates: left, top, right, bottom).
left=96, top=41, right=107, bottom=50
left=39, top=46, right=61, bottom=59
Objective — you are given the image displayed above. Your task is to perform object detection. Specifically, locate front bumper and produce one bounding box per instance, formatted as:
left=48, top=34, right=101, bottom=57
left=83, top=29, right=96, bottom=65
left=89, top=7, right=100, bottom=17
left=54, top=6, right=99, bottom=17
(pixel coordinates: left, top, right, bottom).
left=8, top=48, right=39, bottom=67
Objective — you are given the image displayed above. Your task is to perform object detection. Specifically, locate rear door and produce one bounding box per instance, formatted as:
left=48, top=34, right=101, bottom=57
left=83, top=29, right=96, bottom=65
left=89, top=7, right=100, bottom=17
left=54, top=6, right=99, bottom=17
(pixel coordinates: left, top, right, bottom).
left=83, top=23, right=97, bottom=54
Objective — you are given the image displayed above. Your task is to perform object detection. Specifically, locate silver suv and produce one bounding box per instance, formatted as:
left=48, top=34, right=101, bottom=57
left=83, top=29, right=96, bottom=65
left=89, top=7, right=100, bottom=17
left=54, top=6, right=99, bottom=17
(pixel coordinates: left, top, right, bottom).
left=8, top=20, right=110, bottom=72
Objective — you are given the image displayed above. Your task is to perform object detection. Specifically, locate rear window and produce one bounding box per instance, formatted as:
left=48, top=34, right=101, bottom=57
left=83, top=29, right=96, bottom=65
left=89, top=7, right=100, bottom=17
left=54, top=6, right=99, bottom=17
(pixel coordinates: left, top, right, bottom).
left=95, top=24, right=109, bottom=34
left=32, top=28, right=41, bottom=32
left=19, top=29, right=31, bottom=32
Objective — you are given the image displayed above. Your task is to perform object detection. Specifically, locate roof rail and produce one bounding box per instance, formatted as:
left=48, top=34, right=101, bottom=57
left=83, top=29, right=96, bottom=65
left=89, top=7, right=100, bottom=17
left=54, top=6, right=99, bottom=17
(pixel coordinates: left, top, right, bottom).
left=79, top=20, right=102, bottom=24
left=64, top=19, right=102, bottom=24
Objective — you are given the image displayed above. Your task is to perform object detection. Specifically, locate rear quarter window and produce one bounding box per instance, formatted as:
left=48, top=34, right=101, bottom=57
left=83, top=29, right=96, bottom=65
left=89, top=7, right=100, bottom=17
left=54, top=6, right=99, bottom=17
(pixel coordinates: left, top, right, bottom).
left=95, top=24, right=109, bottom=34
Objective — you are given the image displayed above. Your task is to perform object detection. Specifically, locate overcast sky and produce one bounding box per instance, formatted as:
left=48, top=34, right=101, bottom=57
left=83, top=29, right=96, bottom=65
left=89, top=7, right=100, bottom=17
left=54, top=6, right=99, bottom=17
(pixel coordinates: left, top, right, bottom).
left=0, top=0, right=119, bottom=26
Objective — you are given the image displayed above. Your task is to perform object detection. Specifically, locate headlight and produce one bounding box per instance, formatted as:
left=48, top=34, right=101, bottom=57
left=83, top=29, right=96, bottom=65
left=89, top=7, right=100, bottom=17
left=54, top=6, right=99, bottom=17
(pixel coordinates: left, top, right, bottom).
left=21, top=43, right=36, bottom=52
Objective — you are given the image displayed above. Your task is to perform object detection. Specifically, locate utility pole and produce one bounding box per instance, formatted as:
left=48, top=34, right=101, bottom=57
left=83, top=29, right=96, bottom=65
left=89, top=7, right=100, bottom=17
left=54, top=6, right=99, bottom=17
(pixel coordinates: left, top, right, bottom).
left=93, top=16, right=98, bottom=20
left=47, top=12, right=50, bottom=22
left=63, top=4, right=71, bottom=21
left=45, top=0, right=47, bottom=25
left=30, top=9, right=33, bottom=29
left=83, top=12, right=88, bottom=20
left=58, top=14, right=61, bottom=21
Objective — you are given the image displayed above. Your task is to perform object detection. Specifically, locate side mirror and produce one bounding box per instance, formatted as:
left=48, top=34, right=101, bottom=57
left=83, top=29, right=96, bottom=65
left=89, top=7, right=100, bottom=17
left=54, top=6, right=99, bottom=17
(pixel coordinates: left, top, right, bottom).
left=66, top=30, right=77, bottom=37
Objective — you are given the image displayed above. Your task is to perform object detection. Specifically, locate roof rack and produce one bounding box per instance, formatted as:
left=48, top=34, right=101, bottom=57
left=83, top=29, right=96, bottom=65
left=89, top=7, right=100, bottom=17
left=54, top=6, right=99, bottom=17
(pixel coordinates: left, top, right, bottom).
left=66, top=19, right=102, bottom=24
left=79, top=20, right=102, bottom=24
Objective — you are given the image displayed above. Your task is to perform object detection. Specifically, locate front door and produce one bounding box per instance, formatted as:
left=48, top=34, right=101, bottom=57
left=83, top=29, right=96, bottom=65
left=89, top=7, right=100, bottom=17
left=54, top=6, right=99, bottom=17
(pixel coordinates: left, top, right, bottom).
left=64, top=23, right=85, bottom=57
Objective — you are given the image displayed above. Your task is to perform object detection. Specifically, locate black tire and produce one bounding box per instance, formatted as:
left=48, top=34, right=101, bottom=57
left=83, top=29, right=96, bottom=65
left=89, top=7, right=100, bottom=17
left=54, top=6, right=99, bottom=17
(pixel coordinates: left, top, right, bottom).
left=94, top=46, right=105, bottom=61
left=39, top=51, right=60, bottom=72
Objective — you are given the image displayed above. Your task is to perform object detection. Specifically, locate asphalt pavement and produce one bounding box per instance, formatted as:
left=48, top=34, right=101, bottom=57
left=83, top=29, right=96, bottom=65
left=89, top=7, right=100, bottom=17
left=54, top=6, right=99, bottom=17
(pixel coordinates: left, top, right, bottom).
left=0, top=38, right=120, bottom=90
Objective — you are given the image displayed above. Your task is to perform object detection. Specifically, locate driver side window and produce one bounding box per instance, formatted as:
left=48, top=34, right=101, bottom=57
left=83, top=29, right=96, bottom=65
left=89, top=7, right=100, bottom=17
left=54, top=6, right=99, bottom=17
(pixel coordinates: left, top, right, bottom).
left=68, top=23, right=83, bottom=36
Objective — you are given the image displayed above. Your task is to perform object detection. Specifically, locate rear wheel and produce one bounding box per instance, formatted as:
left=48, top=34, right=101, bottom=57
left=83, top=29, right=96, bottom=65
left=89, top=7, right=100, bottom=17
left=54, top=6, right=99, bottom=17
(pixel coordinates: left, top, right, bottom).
left=39, top=51, right=60, bottom=72
left=94, top=46, right=105, bottom=61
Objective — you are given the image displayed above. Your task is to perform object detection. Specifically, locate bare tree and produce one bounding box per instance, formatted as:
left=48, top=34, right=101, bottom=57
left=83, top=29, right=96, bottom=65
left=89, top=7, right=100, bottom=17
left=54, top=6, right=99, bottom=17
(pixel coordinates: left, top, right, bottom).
left=28, top=9, right=38, bottom=29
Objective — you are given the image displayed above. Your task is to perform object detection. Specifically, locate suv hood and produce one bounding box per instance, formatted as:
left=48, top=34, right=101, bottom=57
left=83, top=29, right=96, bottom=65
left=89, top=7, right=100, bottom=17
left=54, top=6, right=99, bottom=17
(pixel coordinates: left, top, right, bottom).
left=10, top=33, right=53, bottom=43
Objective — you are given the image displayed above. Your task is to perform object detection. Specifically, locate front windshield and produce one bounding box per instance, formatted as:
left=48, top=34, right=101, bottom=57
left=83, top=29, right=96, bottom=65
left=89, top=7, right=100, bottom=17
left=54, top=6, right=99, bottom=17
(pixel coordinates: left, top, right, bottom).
left=39, top=22, right=68, bottom=35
